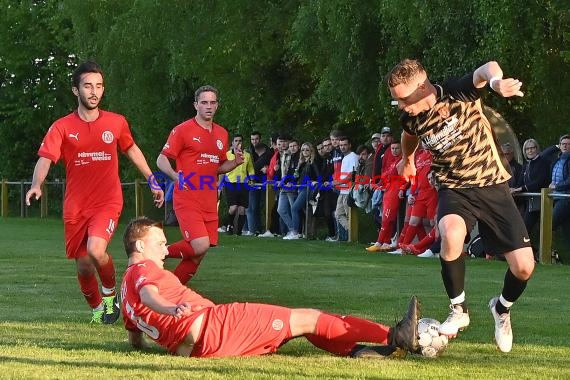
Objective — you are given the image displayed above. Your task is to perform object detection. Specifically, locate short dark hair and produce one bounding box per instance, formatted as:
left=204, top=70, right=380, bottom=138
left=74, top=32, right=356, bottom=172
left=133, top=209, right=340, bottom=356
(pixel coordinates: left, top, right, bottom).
left=194, top=85, right=219, bottom=102
left=339, top=136, right=350, bottom=144
left=330, top=129, right=343, bottom=138
left=356, top=145, right=371, bottom=155
left=123, top=217, right=163, bottom=257
left=233, top=134, right=243, bottom=140
left=72, top=61, right=104, bottom=88
left=251, top=131, right=262, bottom=137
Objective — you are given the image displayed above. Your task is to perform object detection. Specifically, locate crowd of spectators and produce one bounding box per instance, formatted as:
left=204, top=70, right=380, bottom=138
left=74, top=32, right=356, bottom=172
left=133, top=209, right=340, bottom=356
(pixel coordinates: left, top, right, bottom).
left=188, top=130, right=569, bottom=260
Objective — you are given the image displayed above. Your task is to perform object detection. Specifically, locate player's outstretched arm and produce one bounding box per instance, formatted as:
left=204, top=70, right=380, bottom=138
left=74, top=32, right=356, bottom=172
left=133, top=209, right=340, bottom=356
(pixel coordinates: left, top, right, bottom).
left=25, top=157, right=52, bottom=206
left=473, top=61, right=524, bottom=98
left=126, top=144, right=164, bottom=207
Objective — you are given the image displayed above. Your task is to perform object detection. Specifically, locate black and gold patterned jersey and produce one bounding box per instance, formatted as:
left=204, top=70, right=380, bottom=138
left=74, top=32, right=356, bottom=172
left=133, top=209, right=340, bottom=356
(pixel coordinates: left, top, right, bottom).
left=401, top=73, right=511, bottom=189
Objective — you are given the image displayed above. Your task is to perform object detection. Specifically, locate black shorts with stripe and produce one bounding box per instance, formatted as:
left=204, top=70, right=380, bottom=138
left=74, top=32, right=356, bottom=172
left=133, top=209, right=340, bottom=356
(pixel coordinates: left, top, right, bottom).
left=437, top=182, right=531, bottom=255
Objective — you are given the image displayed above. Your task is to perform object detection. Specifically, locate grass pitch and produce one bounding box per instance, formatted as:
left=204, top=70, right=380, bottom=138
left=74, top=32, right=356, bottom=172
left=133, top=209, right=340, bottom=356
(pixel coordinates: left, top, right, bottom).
left=1, top=217, right=569, bottom=379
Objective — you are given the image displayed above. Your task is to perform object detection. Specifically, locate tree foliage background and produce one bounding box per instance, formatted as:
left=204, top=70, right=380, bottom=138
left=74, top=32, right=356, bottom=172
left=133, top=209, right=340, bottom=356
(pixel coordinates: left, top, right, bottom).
left=1, top=0, right=568, bottom=180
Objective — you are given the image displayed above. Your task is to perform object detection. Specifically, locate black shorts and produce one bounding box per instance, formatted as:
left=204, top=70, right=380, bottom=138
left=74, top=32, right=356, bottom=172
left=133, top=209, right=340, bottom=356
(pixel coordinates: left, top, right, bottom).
left=437, top=183, right=531, bottom=255
left=224, top=184, right=249, bottom=207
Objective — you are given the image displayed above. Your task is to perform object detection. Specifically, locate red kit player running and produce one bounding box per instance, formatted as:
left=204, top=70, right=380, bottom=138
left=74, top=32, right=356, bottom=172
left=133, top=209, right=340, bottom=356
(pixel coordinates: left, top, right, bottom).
left=121, top=216, right=420, bottom=359
left=156, top=85, right=243, bottom=285
left=26, top=61, right=164, bottom=324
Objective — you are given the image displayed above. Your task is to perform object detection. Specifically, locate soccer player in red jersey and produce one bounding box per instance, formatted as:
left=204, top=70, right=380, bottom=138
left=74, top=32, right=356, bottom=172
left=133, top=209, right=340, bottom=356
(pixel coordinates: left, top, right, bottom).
left=25, top=61, right=164, bottom=324
left=157, top=85, right=244, bottom=285
left=121, top=216, right=420, bottom=358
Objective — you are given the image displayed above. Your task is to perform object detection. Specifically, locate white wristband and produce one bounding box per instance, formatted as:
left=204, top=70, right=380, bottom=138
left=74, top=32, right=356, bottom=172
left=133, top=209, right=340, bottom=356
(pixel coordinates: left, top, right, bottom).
left=489, top=76, right=501, bottom=91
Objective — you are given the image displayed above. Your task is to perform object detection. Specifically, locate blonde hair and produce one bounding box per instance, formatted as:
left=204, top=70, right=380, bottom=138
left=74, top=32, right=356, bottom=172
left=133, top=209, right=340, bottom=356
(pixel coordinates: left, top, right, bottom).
left=299, top=142, right=316, bottom=165
left=386, top=59, right=427, bottom=87
left=522, top=138, right=541, bottom=160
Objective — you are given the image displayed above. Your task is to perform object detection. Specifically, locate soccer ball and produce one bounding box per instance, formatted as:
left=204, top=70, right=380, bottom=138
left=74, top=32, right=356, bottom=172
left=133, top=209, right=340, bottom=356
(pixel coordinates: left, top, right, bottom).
left=417, top=318, right=448, bottom=358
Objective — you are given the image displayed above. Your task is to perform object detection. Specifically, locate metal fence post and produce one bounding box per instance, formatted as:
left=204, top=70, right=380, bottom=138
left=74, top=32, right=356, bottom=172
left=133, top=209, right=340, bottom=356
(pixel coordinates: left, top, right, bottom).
left=539, top=187, right=553, bottom=264
left=135, top=179, right=143, bottom=217
left=40, top=183, right=48, bottom=218
left=20, top=181, right=25, bottom=217
left=1, top=179, right=8, bottom=217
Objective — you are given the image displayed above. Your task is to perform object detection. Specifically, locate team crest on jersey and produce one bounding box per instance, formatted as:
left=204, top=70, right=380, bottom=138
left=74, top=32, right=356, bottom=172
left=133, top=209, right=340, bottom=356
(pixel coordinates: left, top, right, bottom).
left=437, top=104, right=451, bottom=120
left=272, top=319, right=284, bottom=331
left=184, top=230, right=190, bottom=239
left=216, top=139, right=223, bottom=150
left=102, top=131, right=114, bottom=144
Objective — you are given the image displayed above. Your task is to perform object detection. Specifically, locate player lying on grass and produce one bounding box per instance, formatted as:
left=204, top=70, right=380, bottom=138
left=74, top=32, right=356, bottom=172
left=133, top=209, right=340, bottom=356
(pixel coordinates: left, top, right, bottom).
left=121, top=216, right=420, bottom=358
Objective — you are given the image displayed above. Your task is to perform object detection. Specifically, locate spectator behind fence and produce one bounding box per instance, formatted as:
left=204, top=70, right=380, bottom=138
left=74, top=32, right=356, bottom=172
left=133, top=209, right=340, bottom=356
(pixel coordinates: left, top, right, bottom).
left=289, top=142, right=320, bottom=240
left=277, top=140, right=301, bottom=239
left=510, top=138, right=550, bottom=261
left=391, top=145, right=437, bottom=255
left=318, top=137, right=338, bottom=240
left=332, top=137, right=361, bottom=242
left=548, top=134, right=570, bottom=232
left=246, top=131, right=273, bottom=236
left=260, top=135, right=290, bottom=238
left=366, top=142, right=408, bottom=252
left=220, top=134, right=255, bottom=236
left=370, top=128, right=394, bottom=231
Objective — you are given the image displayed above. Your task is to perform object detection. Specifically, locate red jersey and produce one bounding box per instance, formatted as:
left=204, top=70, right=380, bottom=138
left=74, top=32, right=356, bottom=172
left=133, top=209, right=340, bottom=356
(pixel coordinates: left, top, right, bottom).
left=411, top=149, right=437, bottom=201
left=38, top=110, right=134, bottom=218
left=161, top=118, right=228, bottom=218
left=121, top=259, right=215, bottom=353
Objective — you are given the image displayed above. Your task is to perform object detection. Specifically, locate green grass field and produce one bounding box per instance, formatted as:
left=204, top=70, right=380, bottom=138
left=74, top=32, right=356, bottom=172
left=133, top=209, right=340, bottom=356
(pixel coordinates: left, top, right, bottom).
left=1, top=217, right=569, bottom=379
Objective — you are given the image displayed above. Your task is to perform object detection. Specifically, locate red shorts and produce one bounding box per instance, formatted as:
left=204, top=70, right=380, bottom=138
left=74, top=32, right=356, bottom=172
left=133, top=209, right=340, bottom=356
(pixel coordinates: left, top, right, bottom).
left=410, top=195, right=437, bottom=220
left=175, top=207, right=218, bottom=246
left=191, top=302, right=293, bottom=358
left=64, top=209, right=121, bottom=259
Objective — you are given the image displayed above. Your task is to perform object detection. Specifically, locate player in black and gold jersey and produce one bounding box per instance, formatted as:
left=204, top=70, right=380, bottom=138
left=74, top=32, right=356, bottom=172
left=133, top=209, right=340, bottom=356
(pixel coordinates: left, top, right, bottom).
left=386, top=59, right=535, bottom=353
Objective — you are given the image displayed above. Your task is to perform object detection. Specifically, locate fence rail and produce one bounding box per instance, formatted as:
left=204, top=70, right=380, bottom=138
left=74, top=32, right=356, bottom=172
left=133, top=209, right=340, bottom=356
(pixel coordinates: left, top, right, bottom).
left=2, top=178, right=568, bottom=264
left=0, top=179, right=146, bottom=218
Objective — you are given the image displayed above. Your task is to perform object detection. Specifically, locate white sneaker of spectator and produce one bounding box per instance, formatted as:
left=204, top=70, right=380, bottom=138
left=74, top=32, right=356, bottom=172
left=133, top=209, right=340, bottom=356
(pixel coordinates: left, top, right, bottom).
left=258, top=230, right=275, bottom=238
left=325, top=236, right=338, bottom=242
left=283, top=231, right=300, bottom=240
left=241, top=230, right=255, bottom=236
left=217, top=226, right=227, bottom=233
left=417, top=249, right=438, bottom=258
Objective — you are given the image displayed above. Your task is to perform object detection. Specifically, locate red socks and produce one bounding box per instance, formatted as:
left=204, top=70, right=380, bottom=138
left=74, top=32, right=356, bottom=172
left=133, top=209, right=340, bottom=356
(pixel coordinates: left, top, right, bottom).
left=167, top=240, right=201, bottom=285
left=96, top=253, right=115, bottom=293
left=305, top=313, right=390, bottom=356
left=77, top=272, right=102, bottom=309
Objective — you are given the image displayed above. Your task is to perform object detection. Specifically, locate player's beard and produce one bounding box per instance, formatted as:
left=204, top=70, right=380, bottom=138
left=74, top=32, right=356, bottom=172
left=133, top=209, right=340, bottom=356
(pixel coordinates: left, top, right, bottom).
left=79, top=94, right=100, bottom=110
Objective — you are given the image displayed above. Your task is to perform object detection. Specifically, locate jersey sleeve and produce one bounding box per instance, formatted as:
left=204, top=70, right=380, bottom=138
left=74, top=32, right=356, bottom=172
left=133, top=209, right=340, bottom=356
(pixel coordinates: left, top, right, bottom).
left=442, top=73, right=481, bottom=102
left=37, top=123, right=64, bottom=163
left=161, top=127, right=183, bottom=160
left=117, top=116, right=135, bottom=153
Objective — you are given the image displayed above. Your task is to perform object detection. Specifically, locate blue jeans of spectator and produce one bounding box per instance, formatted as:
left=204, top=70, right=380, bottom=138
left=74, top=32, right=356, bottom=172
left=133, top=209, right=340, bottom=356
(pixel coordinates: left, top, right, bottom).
left=291, top=187, right=309, bottom=233
left=246, top=188, right=264, bottom=233
left=277, top=190, right=297, bottom=232
left=552, top=199, right=570, bottom=230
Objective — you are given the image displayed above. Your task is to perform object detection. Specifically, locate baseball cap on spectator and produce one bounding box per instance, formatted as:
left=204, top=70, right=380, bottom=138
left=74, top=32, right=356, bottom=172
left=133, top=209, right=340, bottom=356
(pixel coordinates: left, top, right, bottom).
left=381, top=127, right=392, bottom=135
left=371, top=133, right=382, bottom=140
